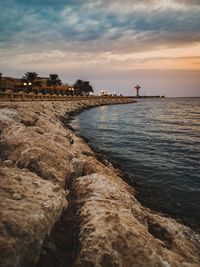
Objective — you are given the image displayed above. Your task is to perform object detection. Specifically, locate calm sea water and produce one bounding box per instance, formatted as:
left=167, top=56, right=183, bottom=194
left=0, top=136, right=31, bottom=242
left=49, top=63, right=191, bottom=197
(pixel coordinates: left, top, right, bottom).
left=71, top=98, right=200, bottom=229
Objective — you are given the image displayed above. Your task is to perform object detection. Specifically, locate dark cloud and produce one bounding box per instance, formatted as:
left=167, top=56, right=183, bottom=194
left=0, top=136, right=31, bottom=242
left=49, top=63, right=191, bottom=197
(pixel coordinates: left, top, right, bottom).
left=0, top=0, right=200, bottom=56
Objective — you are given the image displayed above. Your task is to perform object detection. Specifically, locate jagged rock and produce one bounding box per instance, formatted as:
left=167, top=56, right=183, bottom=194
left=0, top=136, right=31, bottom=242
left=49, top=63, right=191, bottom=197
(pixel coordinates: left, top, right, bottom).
left=1, top=123, right=72, bottom=186
left=0, top=108, right=19, bottom=132
left=0, top=164, right=67, bottom=267
left=72, top=138, right=95, bottom=157
left=73, top=173, right=200, bottom=267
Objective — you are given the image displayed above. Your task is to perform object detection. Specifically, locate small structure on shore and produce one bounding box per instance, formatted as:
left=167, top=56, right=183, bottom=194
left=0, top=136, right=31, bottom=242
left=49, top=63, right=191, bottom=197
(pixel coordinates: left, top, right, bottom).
left=135, top=84, right=141, bottom=97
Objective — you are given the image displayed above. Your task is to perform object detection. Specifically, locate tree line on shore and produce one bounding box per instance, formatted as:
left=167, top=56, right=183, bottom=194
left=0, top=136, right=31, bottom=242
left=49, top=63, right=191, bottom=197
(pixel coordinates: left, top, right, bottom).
left=21, top=72, right=93, bottom=96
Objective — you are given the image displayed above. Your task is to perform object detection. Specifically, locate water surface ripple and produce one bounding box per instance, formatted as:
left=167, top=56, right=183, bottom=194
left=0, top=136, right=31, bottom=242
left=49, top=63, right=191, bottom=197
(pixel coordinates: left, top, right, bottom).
left=71, top=98, right=200, bottom=229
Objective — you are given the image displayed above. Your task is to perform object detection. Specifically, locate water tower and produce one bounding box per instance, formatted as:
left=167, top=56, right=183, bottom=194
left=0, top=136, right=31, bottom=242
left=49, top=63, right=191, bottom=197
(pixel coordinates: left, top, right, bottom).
left=135, top=84, right=141, bottom=97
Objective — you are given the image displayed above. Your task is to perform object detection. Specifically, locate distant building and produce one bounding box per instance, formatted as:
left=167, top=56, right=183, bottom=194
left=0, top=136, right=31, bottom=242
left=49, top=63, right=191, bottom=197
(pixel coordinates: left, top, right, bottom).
left=0, top=76, right=21, bottom=92
left=100, top=90, right=118, bottom=96
left=100, top=90, right=109, bottom=96
left=0, top=74, right=75, bottom=95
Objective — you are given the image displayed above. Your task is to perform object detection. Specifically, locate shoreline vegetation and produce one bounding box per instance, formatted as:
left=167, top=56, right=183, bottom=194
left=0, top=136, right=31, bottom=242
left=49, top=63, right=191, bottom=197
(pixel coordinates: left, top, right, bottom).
left=0, top=98, right=200, bottom=267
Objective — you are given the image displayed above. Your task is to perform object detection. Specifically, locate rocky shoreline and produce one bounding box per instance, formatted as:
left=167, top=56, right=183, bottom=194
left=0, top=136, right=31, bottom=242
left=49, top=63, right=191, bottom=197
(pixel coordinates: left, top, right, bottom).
left=0, top=98, right=200, bottom=267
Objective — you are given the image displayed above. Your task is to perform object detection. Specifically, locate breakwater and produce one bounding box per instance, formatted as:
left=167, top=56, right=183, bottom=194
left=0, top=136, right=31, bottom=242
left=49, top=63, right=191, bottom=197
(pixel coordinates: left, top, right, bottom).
left=0, top=98, right=200, bottom=267
left=0, top=91, right=128, bottom=102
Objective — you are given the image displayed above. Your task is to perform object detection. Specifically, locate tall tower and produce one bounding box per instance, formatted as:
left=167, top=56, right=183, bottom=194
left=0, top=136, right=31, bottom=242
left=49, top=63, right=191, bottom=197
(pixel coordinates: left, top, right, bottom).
left=135, top=84, right=141, bottom=97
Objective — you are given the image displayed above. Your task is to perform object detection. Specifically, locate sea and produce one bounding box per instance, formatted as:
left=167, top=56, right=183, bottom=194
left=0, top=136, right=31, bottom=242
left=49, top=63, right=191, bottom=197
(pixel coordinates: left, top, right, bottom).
left=71, top=98, right=200, bottom=230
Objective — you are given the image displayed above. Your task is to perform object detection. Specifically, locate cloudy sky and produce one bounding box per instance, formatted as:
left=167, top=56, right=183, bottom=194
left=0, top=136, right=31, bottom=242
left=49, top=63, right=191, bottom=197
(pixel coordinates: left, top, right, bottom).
left=0, top=0, right=200, bottom=96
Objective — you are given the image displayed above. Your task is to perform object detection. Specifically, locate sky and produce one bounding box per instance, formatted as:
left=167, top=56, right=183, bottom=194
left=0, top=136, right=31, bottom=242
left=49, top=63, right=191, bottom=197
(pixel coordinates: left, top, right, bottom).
left=0, top=0, right=200, bottom=97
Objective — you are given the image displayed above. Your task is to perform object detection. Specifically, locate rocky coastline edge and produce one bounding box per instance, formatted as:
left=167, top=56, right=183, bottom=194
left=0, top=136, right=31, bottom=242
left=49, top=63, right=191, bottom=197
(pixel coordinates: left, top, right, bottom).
left=0, top=98, right=200, bottom=267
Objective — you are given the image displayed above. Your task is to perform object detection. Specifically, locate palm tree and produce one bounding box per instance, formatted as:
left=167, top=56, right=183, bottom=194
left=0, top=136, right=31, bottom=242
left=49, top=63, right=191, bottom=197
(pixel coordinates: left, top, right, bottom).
left=46, top=74, right=62, bottom=94
left=73, top=79, right=84, bottom=95
left=73, top=79, right=94, bottom=96
left=82, top=81, right=94, bottom=96
left=86, top=83, right=94, bottom=95
left=21, top=72, right=42, bottom=93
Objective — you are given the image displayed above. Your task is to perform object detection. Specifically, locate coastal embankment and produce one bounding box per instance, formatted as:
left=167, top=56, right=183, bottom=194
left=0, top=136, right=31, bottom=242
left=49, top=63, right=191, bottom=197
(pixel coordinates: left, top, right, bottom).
left=0, top=97, right=200, bottom=267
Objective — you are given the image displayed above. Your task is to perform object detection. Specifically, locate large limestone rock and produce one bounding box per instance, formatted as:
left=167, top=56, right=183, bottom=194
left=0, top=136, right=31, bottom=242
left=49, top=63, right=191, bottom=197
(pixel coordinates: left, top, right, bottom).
left=1, top=122, right=72, bottom=186
left=0, top=108, right=20, bottom=133
left=0, top=162, right=67, bottom=267
left=73, top=173, right=200, bottom=267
